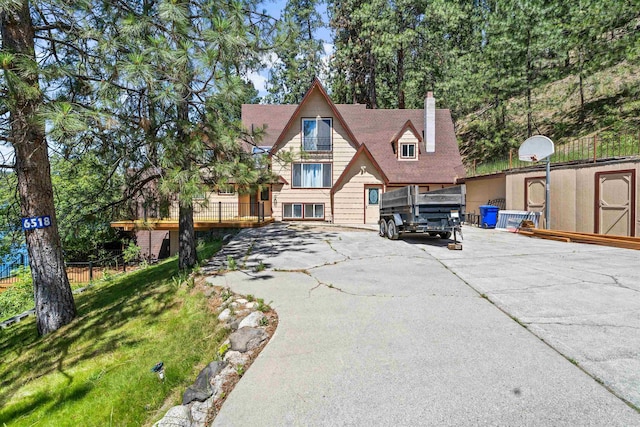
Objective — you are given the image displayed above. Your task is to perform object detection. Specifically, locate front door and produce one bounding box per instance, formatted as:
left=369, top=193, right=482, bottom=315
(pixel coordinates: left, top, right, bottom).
left=595, top=170, right=636, bottom=236
left=525, top=176, right=546, bottom=226
left=365, top=185, right=382, bottom=224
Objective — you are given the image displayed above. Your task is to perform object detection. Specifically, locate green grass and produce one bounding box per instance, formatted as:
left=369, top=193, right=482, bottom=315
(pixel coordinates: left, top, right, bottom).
left=0, top=239, right=226, bottom=426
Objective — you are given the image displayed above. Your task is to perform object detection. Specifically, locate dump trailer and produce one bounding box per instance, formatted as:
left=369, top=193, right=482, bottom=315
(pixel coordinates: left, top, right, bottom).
left=379, top=185, right=465, bottom=242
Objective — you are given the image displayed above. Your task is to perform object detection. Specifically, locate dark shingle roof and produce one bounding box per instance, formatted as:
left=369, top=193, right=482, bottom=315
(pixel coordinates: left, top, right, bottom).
left=241, top=103, right=464, bottom=184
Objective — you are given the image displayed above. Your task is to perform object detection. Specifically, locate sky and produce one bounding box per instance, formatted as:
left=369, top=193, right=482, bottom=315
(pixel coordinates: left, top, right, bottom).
left=251, top=0, right=333, bottom=97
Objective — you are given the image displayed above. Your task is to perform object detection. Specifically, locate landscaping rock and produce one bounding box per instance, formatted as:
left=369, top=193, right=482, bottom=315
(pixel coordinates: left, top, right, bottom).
left=190, top=396, right=215, bottom=427
left=245, top=302, right=256, bottom=309
left=229, top=327, right=268, bottom=352
left=182, top=361, right=227, bottom=405
left=229, top=318, right=242, bottom=331
left=154, top=405, right=192, bottom=427
left=212, top=365, right=238, bottom=400
left=238, top=311, right=265, bottom=329
left=236, top=298, right=248, bottom=304
left=217, top=308, right=231, bottom=322
left=224, top=350, right=250, bottom=366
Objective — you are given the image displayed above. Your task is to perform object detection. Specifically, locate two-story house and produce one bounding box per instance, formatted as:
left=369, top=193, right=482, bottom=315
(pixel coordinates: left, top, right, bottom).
left=243, top=78, right=464, bottom=226
left=112, top=78, right=465, bottom=259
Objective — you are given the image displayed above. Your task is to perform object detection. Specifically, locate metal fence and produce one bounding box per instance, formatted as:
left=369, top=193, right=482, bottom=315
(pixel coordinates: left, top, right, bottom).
left=164, top=202, right=266, bottom=222
left=0, top=254, right=133, bottom=288
left=466, top=132, right=640, bottom=177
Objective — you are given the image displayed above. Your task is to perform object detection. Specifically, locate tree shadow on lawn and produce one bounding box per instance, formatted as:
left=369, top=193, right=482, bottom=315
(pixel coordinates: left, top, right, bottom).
left=0, top=258, right=183, bottom=416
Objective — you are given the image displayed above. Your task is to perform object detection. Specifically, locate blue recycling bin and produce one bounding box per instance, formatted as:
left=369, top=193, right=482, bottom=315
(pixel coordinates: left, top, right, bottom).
left=479, top=205, right=500, bottom=229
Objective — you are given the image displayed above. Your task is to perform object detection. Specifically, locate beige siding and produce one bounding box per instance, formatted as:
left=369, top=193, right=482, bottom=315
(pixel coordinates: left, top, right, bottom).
left=333, top=156, right=384, bottom=224
left=272, top=89, right=358, bottom=221
left=506, top=160, right=639, bottom=235
left=465, top=175, right=506, bottom=216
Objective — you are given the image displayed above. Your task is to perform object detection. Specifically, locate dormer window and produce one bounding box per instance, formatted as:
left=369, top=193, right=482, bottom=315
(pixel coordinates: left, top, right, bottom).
left=302, top=118, right=332, bottom=151
left=400, top=143, right=417, bottom=159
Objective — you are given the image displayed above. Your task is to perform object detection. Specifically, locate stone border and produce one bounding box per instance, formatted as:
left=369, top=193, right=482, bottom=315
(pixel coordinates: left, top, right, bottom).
left=153, top=286, right=278, bottom=427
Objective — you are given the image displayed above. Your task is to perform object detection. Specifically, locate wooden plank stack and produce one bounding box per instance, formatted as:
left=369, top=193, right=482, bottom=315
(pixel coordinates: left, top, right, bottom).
left=518, top=228, right=640, bottom=251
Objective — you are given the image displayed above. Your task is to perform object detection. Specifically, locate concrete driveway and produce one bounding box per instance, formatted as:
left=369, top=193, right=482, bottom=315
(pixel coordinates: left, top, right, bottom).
left=206, top=223, right=640, bottom=426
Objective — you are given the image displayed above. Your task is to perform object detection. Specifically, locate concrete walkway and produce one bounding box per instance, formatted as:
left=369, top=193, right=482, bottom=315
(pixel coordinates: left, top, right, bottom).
left=206, top=223, right=640, bottom=426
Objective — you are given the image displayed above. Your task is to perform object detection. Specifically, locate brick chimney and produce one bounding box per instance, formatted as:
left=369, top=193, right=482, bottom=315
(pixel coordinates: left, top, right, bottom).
left=424, top=92, right=435, bottom=153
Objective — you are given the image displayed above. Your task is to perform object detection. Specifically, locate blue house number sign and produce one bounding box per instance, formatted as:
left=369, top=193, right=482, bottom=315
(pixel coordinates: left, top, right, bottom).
left=22, top=216, right=52, bottom=231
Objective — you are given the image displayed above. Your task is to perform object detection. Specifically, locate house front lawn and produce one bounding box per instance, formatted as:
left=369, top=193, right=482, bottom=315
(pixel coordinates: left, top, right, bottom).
left=0, top=239, right=227, bottom=426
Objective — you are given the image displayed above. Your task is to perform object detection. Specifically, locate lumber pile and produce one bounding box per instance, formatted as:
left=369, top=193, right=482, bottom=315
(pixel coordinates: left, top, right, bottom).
left=518, top=228, right=640, bottom=250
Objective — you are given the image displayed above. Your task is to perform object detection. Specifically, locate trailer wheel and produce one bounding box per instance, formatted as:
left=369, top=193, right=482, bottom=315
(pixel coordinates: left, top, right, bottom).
left=378, top=219, right=387, bottom=237
left=387, top=219, right=399, bottom=240
left=439, top=231, right=452, bottom=239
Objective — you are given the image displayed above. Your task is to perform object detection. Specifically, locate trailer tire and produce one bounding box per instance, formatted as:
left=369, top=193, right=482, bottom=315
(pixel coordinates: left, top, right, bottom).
left=439, top=231, right=452, bottom=239
left=378, top=219, right=387, bottom=237
left=387, top=219, right=399, bottom=240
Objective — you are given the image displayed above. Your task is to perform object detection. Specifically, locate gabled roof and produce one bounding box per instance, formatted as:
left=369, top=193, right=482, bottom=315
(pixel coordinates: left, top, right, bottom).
left=391, top=120, right=423, bottom=144
left=242, top=83, right=465, bottom=185
left=331, top=145, right=389, bottom=195
left=269, top=78, right=360, bottom=153
left=390, top=120, right=423, bottom=154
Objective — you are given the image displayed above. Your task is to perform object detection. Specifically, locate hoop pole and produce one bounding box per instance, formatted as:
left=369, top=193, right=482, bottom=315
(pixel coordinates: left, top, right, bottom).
left=545, top=159, right=551, bottom=230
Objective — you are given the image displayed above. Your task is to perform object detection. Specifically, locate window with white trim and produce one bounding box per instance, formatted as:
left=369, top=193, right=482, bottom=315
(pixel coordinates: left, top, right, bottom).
left=217, top=184, right=235, bottom=195
left=302, top=118, right=332, bottom=151
left=283, top=204, right=302, bottom=219
left=400, top=143, right=416, bottom=159
left=292, top=163, right=332, bottom=188
left=283, top=203, right=324, bottom=219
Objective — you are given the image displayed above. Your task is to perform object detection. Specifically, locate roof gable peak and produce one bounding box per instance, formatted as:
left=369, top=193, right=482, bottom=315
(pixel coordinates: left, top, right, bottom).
left=271, top=78, right=360, bottom=153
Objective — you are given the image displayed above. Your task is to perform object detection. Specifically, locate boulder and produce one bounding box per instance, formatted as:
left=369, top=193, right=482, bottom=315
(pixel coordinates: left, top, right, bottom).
left=182, top=361, right=227, bottom=405
left=229, top=327, right=268, bottom=352
left=217, top=308, right=231, bottom=322
left=190, top=395, right=215, bottom=427
left=154, top=405, right=192, bottom=427
left=212, top=365, right=238, bottom=400
left=224, top=350, right=250, bottom=366
left=238, top=311, right=265, bottom=329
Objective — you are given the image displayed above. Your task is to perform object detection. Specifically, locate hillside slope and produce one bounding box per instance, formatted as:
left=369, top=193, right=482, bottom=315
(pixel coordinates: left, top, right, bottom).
left=457, top=60, right=640, bottom=166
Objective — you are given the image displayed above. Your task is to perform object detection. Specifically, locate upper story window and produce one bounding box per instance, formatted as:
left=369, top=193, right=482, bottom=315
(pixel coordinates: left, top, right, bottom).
left=302, top=118, right=332, bottom=151
left=400, top=143, right=417, bottom=160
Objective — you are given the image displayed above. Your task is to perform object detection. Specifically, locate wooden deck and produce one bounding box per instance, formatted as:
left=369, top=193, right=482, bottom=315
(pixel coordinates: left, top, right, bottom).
left=110, top=217, right=274, bottom=231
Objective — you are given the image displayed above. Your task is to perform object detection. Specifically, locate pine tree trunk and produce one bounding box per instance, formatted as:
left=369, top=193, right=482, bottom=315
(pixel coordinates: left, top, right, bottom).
left=368, top=51, right=377, bottom=109
left=526, top=28, right=533, bottom=138
left=397, top=45, right=405, bottom=109
left=176, top=76, right=197, bottom=271
left=178, top=201, right=197, bottom=270
left=2, top=1, right=76, bottom=335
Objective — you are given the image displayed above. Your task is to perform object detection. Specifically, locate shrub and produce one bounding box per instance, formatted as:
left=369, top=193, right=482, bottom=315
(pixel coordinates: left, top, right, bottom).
left=0, top=266, right=33, bottom=320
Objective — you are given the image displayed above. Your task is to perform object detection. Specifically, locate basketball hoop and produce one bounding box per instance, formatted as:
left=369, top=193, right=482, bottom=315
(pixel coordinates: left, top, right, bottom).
left=518, top=135, right=555, bottom=230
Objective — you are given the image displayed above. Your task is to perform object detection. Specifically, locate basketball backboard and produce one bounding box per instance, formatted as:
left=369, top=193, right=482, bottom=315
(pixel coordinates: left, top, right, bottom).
left=519, top=135, right=554, bottom=162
